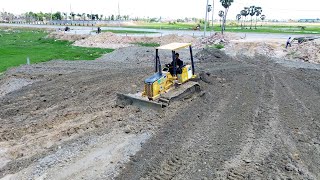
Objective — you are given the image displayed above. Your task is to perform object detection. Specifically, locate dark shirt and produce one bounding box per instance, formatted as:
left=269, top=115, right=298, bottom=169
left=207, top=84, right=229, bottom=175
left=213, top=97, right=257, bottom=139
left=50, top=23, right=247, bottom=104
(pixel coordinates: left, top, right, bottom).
left=171, top=58, right=183, bottom=68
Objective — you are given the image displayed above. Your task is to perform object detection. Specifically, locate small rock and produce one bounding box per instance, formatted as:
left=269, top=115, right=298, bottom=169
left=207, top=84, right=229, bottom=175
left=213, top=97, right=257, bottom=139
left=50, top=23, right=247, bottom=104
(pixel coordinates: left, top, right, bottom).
left=118, top=104, right=125, bottom=108
left=124, top=128, right=131, bottom=134
left=285, top=163, right=295, bottom=171
left=243, top=159, right=251, bottom=163
left=119, top=123, right=126, bottom=127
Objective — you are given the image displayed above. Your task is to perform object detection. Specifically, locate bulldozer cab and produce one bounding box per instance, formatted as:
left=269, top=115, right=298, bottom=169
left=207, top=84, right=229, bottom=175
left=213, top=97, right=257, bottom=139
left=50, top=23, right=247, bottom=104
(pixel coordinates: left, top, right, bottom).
left=155, top=43, right=196, bottom=78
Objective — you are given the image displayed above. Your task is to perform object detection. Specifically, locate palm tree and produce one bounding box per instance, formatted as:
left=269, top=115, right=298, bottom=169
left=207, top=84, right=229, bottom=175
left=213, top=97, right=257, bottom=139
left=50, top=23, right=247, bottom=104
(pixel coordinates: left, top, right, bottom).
left=63, top=12, right=67, bottom=20
left=254, top=7, right=262, bottom=29
left=218, top=10, right=224, bottom=27
left=70, top=13, right=76, bottom=21
left=260, top=15, right=266, bottom=26
left=241, top=7, right=249, bottom=29
left=236, top=14, right=241, bottom=28
left=220, top=0, right=234, bottom=34
left=240, top=10, right=246, bottom=28
left=249, top=6, right=256, bottom=29
left=76, top=13, right=81, bottom=20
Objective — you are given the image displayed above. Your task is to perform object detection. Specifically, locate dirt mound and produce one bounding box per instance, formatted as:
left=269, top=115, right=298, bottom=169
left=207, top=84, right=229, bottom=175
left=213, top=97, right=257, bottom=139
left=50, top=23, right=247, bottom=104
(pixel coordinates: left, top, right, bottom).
left=156, top=34, right=198, bottom=45
left=195, top=48, right=230, bottom=62
left=72, top=32, right=199, bottom=49
left=286, top=40, right=320, bottom=63
left=46, top=31, right=199, bottom=49
left=193, top=33, right=236, bottom=49
left=47, top=32, right=89, bottom=41
left=226, top=41, right=281, bottom=58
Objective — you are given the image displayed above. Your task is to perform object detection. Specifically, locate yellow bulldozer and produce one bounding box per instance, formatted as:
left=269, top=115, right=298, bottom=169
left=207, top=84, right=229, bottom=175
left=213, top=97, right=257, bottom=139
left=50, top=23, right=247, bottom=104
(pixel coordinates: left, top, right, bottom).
left=117, top=42, right=200, bottom=109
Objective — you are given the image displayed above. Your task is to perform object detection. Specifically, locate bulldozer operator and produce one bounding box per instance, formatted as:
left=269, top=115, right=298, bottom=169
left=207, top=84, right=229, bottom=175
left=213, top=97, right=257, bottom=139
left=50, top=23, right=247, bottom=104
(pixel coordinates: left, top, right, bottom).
left=166, top=53, right=184, bottom=75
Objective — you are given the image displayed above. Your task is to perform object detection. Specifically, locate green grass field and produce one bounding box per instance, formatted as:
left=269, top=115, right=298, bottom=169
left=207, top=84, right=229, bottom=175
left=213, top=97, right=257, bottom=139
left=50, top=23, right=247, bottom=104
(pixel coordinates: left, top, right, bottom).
left=0, top=29, right=113, bottom=72
left=224, top=25, right=320, bottom=34
left=122, top=22, right=320, bottom=34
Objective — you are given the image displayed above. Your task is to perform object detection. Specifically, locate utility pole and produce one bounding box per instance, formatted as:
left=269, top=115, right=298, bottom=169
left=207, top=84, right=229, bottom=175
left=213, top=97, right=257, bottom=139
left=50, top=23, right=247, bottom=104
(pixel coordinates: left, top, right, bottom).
left=211, top=0, right=214, bottom=31
left=204, top=0, right=209, bottom=37
left=118, top=1, right=121, bottom=26
left=118, top=1, right=120, bottom=18
left=70, top=4, right=72, bottom=21
left=50, top=8, right=53, bottom=21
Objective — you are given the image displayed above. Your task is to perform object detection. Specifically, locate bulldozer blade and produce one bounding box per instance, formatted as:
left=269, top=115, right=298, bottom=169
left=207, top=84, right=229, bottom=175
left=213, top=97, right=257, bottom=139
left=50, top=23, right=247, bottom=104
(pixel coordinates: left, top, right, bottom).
left=116, top=81, right=201, bottom=110
left=116, top=93, right=165, bottom=110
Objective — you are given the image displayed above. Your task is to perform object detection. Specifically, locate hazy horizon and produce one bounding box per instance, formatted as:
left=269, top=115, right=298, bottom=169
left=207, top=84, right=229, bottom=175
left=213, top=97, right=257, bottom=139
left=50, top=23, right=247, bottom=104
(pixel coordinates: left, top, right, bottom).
left=1, top=0, right=320, bottom=20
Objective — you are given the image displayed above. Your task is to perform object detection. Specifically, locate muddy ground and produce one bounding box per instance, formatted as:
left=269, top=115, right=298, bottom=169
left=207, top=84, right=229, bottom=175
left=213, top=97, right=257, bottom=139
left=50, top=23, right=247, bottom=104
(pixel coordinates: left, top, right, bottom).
left=1, top=44, right=320, bottom=179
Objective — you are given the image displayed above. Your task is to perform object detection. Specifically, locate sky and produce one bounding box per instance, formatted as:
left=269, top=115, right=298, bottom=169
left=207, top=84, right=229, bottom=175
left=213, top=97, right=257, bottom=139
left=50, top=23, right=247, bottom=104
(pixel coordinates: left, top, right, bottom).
left=1, top=0, right=320, bottom=20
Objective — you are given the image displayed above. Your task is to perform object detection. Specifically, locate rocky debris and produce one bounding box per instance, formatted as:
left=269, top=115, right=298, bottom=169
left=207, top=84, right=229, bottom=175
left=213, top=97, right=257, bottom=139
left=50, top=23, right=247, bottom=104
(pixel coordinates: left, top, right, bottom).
left=192, top=33, right=236, bottom=49
left=286, top=39, right=320, bottom=63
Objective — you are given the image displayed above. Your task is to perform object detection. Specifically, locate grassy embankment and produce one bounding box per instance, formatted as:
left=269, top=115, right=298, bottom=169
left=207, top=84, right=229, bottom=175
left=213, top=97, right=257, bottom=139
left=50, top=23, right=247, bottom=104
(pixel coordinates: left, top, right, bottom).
left=0, top=29, right=113, bottom=73
left=122, top=22, right=320, bottom=34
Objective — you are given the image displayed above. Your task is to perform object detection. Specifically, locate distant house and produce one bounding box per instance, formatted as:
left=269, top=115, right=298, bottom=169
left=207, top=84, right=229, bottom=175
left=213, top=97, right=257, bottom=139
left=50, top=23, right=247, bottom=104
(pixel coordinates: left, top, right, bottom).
left=298, top=18, right=320, bottom=23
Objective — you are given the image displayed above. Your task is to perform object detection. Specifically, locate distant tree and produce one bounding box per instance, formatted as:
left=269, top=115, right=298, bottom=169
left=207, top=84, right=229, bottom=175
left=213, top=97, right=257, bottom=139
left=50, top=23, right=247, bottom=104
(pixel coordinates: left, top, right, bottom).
left=260, top=15, right=266, bottom=26
left=70, top=12, right=76, bottom=21
left=82, top=13, right=86, bottom=20
left=254, top=7, right=262, bottom=29
left=243, top=7, right=250, bottom=28
left=63, top=13, right=67, bottom=20
left=218, top=10, right=224, bottom=27
left=249, top=6, right=256, bottom=29
left=76, top=13, right=82, bottom=20
left=35, top=12, right=45, bottom=21
left=240, top=10, right=246, bottom=28
left=44, top=13, right=52, bottom=21
left=25, top=12, right=35, bottom=22
left=111, top=14, right=115, bottom=21
left=220, top=0, right=234, bottom=34
left=236, top=14, right=241, bottom=28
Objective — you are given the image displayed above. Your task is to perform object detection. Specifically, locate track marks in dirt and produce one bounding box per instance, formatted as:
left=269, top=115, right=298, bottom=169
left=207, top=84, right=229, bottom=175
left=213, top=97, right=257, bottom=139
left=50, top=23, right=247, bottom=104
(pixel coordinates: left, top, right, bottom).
left=274, top=74, right=320, bottom=179
left=215, top=70, right=278, bottom=179
left=142, top=154, right=183, bottom=180
left=117, top=66, right=270, bottom=179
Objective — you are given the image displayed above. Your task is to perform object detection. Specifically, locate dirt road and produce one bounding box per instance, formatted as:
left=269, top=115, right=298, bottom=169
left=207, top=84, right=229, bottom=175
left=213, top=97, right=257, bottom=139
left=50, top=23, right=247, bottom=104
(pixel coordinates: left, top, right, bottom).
left=0, top=47, right=320, bottom=179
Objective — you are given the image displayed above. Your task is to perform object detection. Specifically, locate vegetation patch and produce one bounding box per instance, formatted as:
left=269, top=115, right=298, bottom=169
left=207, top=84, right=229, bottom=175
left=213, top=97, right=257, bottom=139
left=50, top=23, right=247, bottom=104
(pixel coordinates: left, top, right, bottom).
left=0, top=29, right=113, bottom=72
left=208, top=44, right=225, bottom=49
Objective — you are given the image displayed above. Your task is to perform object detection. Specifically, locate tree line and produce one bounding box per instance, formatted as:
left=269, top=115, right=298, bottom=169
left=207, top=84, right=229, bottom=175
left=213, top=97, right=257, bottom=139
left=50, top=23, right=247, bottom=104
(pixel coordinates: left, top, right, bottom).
left=0, top=11, right=130, bottom=22
left=217, top=1, right=267, bottom=34
left=236, top=6, right=266, bottom=29
left=218, top=6, right=266, bottom=30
